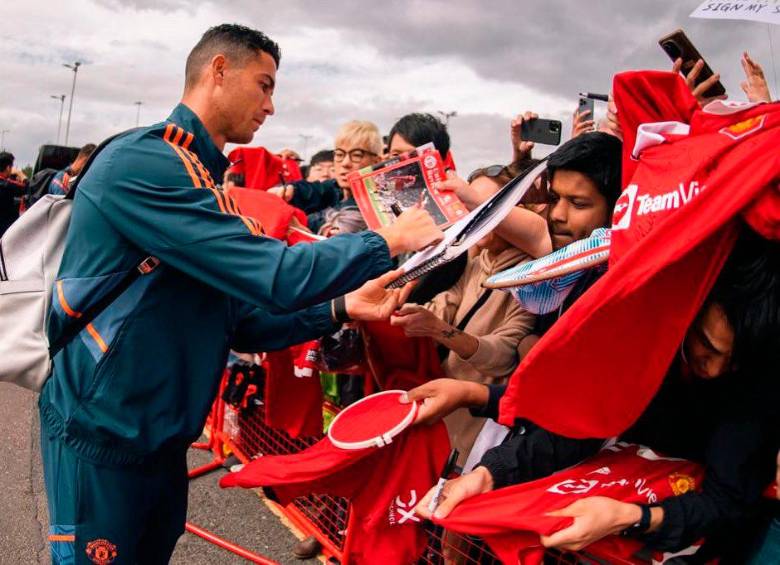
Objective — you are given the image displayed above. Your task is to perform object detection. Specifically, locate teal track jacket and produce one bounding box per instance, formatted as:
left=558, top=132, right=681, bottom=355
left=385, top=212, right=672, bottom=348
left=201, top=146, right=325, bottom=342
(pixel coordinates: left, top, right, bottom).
left=40, top=104, right=392, bottom=466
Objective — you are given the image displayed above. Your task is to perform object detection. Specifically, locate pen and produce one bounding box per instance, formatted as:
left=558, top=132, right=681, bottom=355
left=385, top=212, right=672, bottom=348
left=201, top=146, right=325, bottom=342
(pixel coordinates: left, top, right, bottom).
left=428, top=448, right=459, bottom=513
left=578, top=92, right=609, bottom=102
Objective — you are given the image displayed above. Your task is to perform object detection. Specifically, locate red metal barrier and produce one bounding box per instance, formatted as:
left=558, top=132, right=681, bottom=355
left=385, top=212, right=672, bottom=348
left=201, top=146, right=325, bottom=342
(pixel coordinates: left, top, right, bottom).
left=185, top=373, right=278, bottom=564
left=220, top=393, right=652, bottom=565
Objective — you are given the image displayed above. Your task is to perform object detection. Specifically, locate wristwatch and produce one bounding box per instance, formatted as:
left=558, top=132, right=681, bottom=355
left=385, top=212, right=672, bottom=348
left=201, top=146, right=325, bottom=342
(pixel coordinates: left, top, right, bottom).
left=622, top=504, right=652, bottom=536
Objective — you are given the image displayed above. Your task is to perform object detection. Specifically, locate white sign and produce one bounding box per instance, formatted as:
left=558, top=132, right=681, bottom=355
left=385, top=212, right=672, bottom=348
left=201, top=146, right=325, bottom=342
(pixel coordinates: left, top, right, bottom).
left=691, top=1, right=780, bottom=25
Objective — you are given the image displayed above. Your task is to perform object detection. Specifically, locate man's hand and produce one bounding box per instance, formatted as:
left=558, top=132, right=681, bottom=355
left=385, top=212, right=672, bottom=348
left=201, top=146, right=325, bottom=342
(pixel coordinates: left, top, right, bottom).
left=571, top=108, right=595, bottom=139
left=673, top=57, right=727, bottom=106
left=415, top=466, right=494, bottom=520
left=740, top=51, right=772, bottom=103
left=511, top=112, right=537, bottom=162
left=375, top=206, right=443, bottom=256
left=268, top=184, right=294, bottom=202
left=432, top=171, right=481, bottom=210
left=344, top=269, right=415, bottom=322
left=540, top=497, right=641, bottom=551
left=401, top=378, right=489, bottom=425
left=277, top=148, right=302, bottom=161
left=390, top=304, right=445, bottom=337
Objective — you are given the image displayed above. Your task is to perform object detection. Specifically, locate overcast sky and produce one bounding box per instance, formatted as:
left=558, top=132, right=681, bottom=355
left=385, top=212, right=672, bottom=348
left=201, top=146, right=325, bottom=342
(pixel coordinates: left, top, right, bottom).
left=2, top=0, right=778, bottom=174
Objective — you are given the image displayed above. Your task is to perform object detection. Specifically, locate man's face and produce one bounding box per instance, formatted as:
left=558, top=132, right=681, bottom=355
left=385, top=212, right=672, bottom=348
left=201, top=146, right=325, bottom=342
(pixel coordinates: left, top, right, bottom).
left=683, top=302, right=735, bottom=379
left=333, top=141, right=379, bottom=189
left=307, top=160, right=334, bottom=182
left=546, top=169, right=609, bottom=250
left=216, top=51, right=276, bottom=145
left=388, top=133, right=415, bottom=158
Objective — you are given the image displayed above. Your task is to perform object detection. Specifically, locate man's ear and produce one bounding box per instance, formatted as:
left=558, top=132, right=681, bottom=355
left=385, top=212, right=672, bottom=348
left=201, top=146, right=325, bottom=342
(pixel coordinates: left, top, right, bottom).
left=210, top=54, right=227, bottom=86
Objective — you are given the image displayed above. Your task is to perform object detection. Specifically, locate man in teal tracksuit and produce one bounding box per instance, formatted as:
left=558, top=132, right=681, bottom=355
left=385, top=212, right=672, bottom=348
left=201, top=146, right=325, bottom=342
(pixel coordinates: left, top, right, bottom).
left=40, top=25, right=441, bottom=564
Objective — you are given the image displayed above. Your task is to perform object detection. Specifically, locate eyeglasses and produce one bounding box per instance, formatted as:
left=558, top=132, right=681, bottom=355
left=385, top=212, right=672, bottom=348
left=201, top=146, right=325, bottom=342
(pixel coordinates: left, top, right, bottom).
left=334, top=148, right=377, bottom=164
left=467, top=164, right=507, bottom=183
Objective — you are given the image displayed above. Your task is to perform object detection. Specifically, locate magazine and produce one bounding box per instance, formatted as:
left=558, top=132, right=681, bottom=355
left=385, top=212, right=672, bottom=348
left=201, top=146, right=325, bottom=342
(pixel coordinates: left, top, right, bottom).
left=387, top=160, right=548, bottom=288
left=348, top=143, right=468, bottom=230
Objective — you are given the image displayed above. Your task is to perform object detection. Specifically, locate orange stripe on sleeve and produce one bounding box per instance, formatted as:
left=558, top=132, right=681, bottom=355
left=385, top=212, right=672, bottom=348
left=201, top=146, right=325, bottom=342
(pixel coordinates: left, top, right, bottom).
left=56, top=281, right=82, bottom=319
left=86, top=323, right=109, bottom=353
left=163, top=126, right=202, bottom=189
left=172, top=127, right=184, bottom=145
left=48, top=534, right=76, bottom=542
left=182, top=132, right=194, bottom=150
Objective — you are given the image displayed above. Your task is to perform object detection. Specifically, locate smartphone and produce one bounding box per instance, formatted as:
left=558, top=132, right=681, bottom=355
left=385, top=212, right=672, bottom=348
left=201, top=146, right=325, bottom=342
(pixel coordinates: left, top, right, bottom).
left=520, top=118, right=562, bottom=146
left=578, top=97, right=595, bottom=122
left=658, top=29, right=726, bottom=99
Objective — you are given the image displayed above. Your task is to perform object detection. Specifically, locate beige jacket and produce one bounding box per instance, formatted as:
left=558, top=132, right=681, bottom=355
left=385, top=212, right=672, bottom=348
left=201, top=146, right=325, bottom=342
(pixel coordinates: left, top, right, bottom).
left=426, top=246, right=535, bottom=465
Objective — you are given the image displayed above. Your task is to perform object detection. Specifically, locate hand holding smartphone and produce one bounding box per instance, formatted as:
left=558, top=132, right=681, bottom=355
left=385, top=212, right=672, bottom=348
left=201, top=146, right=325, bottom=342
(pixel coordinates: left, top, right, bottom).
left=520, top=118, right=562, bottom=146
left=658, top=29, right=726, bottom=100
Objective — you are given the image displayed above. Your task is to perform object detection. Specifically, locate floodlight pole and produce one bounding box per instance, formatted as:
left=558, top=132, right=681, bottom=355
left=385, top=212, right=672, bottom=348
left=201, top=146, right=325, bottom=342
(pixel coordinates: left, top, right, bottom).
left=51, top=94, right=66, bottom=144
left=63, top=61, right=82, bottom=146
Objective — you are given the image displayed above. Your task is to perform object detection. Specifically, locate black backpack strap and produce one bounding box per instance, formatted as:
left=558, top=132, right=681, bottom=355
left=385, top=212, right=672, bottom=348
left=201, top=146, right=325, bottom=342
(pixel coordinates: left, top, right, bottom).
left=49, top=257, right=160, bottom=358
left=437, top=289, right=494, bottom=362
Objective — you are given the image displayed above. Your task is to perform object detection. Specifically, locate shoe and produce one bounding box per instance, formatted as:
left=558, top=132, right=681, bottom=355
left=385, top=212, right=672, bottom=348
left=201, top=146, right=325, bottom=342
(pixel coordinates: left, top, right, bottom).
left=292, top=535, right=322, bottom=560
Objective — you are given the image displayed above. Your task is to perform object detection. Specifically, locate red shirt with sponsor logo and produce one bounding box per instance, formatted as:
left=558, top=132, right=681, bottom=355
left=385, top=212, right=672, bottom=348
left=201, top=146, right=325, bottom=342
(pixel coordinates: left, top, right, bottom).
left=436, top=443, right=704, bottom=565
left=499, top=70, right=780, bottom=437
left=220, top=421, right=450, bottom=564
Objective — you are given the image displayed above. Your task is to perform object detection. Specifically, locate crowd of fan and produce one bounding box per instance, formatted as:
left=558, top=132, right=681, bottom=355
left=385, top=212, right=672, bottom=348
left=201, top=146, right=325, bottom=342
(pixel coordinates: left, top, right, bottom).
left=1, top=41, right=778, bottom=564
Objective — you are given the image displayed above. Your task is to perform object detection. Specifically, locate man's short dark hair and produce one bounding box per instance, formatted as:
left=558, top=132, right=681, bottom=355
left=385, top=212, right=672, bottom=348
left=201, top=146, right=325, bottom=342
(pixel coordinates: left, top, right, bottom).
left=309, top=149, right=334, bottom=167
left=76, top=143, right=96, bottom=161
left=388, top=113, right=450, bottom=158
left=185, top=24, right=281, bottom=89
left=708, top=227, right=780, bottom=376
left=0, top=152, right=14, bottom=171
left=547, top=132, right=622, bottom=209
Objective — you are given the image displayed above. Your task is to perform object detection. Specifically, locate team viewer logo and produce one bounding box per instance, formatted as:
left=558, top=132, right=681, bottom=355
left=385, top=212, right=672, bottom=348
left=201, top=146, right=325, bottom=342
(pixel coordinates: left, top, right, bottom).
left=85, top=539, right=118, bottom=565
left=719, top=114, right=766, bottom=141
left=611, top=184, right=638, bottom=231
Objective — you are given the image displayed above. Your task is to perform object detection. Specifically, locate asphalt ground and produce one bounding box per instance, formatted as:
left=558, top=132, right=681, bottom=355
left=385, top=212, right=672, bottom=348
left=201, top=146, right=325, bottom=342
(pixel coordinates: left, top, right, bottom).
left=0, top=382, right=319, bottom=565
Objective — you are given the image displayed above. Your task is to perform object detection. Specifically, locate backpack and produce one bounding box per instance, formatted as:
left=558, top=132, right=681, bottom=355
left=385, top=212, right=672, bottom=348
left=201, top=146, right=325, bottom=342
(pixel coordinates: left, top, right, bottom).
left=25, top=168, right=59, bottom=206
left=0, top=129, right=157, bottom=391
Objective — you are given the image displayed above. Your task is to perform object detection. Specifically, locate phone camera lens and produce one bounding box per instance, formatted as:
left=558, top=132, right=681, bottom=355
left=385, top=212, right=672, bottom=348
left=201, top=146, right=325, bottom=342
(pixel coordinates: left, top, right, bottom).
left=551, top=123, right=560, bottom=132
left=662, top=41, right=681, bottom=59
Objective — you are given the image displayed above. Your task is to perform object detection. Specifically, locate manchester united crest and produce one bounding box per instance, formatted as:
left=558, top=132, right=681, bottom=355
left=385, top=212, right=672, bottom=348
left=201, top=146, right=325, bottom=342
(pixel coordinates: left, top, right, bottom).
left=85, top=538, right=118, bottom=565
left=668, top=472, right=696, bottom=496
left=719, top=114, right=766, bottom=141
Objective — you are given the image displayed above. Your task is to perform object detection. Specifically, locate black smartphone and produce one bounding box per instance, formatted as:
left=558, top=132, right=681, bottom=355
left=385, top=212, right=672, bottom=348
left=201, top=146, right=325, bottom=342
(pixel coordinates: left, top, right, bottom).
left=658, top=29, right=726, bottom=99
left=520, top=118, right=562, bottom=146
left=578, top=97, right=595, bottom=122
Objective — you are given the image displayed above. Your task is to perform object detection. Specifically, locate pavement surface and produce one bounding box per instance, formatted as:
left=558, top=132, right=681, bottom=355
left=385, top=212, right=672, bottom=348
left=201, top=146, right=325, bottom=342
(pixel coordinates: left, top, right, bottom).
left=0, top=382, right=320, bottom=565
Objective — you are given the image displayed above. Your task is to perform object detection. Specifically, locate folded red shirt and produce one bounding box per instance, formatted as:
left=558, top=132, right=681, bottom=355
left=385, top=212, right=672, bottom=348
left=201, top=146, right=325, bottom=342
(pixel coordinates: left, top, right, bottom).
left=227, top=146, right=302, bottom=189
left=436, top=443, right=704, bottom=564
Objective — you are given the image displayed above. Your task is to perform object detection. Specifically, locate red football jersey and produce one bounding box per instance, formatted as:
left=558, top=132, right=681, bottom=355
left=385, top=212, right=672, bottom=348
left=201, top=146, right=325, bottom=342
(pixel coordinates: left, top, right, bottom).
left=499, top=71, right=780, bottom=437
left=436, top=443, right=704, bottom=564
left=221, top=422, right=451, bottom=564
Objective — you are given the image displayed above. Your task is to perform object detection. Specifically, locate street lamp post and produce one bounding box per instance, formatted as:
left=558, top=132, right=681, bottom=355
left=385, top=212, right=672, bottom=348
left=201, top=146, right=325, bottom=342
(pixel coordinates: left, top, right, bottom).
left=134, top=101, right=143, bottom=127
left=50, top=94, right=66, bottom=144
left=437, top=110, right=457, bottom=127
left=0, top=130, right=9, bottom=151
left=63, top=61, right=82, bottom=146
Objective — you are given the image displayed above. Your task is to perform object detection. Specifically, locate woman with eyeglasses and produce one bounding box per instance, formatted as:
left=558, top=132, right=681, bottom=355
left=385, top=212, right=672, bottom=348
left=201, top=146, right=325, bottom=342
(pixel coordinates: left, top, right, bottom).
left=269, top=120, right=382, bottom=232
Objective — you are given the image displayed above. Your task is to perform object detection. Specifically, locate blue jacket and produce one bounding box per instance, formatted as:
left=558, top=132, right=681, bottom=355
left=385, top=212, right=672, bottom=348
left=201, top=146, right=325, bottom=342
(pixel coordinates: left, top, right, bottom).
left=41, top=104, right=392, bottom=466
